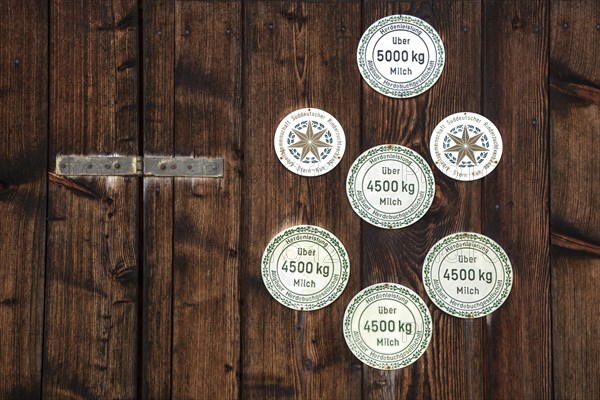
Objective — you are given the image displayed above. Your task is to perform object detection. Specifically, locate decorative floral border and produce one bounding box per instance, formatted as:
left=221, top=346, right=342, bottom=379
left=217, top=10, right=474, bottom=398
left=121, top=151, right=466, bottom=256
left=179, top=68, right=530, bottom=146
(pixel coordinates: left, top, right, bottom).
left=346, top=145, right=436, bottom=229
left=274, top=108, right=346, bottom=177
left=430, top=112, right=503, bottom=181
left=343, top=283, right=432, bottom=370
left=261, top=225, right=350, bottom=311
left=422, top=232, right=513, bottom=318
left=357, top=14, right=445, bottom=98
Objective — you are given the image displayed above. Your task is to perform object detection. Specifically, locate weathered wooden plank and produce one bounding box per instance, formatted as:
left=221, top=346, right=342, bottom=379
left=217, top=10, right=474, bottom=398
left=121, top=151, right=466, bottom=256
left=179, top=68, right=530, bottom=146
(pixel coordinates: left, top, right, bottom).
left=142, top=176, right=173, bottom=400
left=482, top=0, right=551, bottom=398
left=550, top=1, right=600, bottom=398
left=43, top=0, right=140, bottom=398
left=550, top=2, right=600, bottom=245
left=142, top=0, right=175, bottom=398
left=361, top=1, right=483, bottom=399
left=241, top=2, right=361, bottom=399
left=170, top=2, right=241, bottom=398
left=0, top=1, right=47, bottom=398
left=551, top=249, right=600, bottom=400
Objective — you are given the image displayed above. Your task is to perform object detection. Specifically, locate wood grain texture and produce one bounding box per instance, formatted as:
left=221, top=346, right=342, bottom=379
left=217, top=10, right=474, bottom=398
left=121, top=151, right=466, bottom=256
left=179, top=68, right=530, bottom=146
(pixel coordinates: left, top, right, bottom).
left=482, top=0, right=551, bottom=398
left=550, top=0, right=600, bottom=245
left=241, top=2, right=362, bottom=399
left=361, top=1, right=483, bottom=399
left=551, top=250, right=600, bottom=400
left=0, top=1, right=47, bottom=398
left=142, top=177, right=173, bottom=400
left=43, top=0, right=140, bottom=398
left=2, top=1, right=599, bottom=398
left=550, top=1, right=600, bottom=398
left=170, top=2, right=242, bottom=398
left=142, top=0, right=175, bottom=398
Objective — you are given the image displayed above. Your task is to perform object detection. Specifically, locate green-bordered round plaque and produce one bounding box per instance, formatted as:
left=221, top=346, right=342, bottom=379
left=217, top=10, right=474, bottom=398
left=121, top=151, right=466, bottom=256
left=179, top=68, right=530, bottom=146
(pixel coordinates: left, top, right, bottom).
left=343, top=283, right=432, bottom=370
left=261, top=225, right=350, bottom=311
left=422, top=232, right=513, bottom=318
left=357, top=15, right=445, bottom=98
left=346, top=145, right=435, bottom=229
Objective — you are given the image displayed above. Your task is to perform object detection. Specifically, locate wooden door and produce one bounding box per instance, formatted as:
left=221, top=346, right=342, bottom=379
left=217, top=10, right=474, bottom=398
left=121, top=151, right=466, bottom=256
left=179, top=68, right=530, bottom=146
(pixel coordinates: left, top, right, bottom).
left=1, top=1, right=598, bottom=399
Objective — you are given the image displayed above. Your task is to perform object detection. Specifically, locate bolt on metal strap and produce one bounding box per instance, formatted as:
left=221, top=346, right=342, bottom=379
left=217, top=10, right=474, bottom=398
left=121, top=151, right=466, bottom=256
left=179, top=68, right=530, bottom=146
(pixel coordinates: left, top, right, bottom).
left=55, top=155, right=223, bottom=177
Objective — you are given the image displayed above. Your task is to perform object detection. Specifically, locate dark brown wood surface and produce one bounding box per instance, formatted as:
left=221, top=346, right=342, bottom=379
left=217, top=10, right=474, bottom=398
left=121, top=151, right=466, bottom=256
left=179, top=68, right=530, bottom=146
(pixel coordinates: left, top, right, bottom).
left=482, top=1, right=551, bottom=398
left=0, top=1, right=598, bottom=399
left=142, top=0, right=175, bottom=398
left=142, top=1, right=243, bottom=398
left=170, top=2, right=242, bottom=398
left=361, top=1, right=484, bottom=399
left=43, top=0, right=140, bottom=398
left=0, top=1, right=47, bottom=398
left=241, top=2, right=362, bottom=399
left=550, top=1, right=600, bottom=399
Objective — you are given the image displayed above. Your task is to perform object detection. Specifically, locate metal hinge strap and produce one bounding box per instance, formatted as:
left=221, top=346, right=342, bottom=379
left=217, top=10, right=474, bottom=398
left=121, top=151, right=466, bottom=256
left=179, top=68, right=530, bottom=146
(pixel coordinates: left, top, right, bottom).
left=55, top=155, right=223, bottom=177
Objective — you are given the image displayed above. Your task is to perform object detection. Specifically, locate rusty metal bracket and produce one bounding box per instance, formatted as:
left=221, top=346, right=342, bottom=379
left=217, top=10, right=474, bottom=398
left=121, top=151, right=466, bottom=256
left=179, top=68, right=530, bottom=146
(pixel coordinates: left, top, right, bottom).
left=55, top=155, right=223, bottom=177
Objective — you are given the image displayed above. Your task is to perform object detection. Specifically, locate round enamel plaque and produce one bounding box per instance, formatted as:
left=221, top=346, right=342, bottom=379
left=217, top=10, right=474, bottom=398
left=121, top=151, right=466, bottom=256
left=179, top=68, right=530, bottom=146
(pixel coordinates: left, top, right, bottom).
left=343, top=283, right=432, bottom=370
left=274, top=108, right=346, bottom=177
left=430, top=112, right=503, bottom=181
left=346, top=145, right=435, bottom=229
left=422, top=232, right=513, bottom=318
left=357, top=15, right=445, bottom=98
left=261, top=225, right=350, bottom=311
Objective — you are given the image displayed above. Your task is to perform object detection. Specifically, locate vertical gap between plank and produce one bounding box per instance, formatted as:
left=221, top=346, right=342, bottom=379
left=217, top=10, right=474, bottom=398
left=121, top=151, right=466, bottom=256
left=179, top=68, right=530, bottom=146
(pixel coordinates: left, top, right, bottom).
left=237, top=1, right=248, bottom=400
left=136, top=0, right=145, bottom=397
left=169, top=1, right=176, bottom=398
left=546, top=1, right=554, bottom=398
left=479, top=1, right=488, bottom=400
left=169, top=176, right=175, bottom=400
left=238, top=0, right=246, bottom=398
left=169, top=174, right=175, bottom=400
left=40, top=0, right=52, bottom=397
left=359, top=1, right=364, bottom=399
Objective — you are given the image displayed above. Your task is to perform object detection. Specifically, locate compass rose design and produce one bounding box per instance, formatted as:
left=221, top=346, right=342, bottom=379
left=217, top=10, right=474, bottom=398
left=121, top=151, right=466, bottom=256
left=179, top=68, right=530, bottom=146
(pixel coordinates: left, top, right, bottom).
left=275, top=108, right=346, bottom=176
left=444, top=125, right=488, bottom=166
left=430, top=112, right=502, bottom=181
left=288, top=121, right=333, bottom=162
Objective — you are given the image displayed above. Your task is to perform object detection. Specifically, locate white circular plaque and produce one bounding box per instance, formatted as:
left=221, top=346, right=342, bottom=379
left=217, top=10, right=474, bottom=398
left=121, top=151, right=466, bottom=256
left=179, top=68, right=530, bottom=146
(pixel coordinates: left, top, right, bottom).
left=422, top=232, right=513, bottom=318
left=274, top=108, right=346, bottom=177
left=346, top=145, right=435, bottom=229
left=430, top=112, right=503, bottom=181
left=357, top=15, right=445, bottom=98
left=261, top=225, right=350, bottom=311
left=343, top=283, right=432, bottom=370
